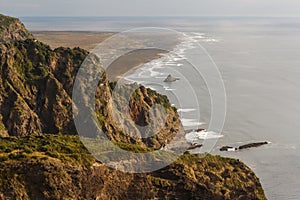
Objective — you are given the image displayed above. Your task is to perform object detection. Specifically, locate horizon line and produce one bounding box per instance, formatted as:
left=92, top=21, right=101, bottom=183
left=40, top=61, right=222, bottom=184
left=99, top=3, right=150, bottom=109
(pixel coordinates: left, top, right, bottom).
left=16, top=15, right=300, bottom=19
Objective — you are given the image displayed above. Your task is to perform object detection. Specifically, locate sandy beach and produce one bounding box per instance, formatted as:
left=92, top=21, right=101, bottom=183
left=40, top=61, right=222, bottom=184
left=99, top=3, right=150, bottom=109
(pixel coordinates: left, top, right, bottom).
left=33, top=31, right=167, bottom=81
left=32, top=31, right=114, bottom=51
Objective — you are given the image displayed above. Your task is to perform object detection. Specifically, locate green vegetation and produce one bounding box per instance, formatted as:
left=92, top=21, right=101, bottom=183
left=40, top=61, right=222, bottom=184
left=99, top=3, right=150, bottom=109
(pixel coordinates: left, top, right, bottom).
left=114, top=142, right=154, bottom=153
left=8, top=39, right=52, bottom=80
left=0, top=134, right=95, bottom=166
left=0, top=14, right=33, bottom=43
left=0, top=14, right=18, bottom=29
left=149, top=176, right=171, bottom=187
left=0, top=134, right=266, bottom=200
left=175, top=153, right=266, bottom=200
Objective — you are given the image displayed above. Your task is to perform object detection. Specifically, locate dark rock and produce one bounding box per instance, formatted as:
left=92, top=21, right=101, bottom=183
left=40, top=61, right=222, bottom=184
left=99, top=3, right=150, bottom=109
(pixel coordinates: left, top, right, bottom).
left=220, top=141, right=270, bottom=152
left=220, top=146, right=238, bottom=152
left=238, top=142, right=269, bottom=150
left=185, top=128, right=205, bottom=134
left=163, top=74, right=179, bottom=82
left=187, top=143, right=203, bottom=150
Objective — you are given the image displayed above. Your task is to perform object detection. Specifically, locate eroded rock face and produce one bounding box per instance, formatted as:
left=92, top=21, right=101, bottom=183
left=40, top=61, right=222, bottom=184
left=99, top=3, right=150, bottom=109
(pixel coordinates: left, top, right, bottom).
left=97, top=83, right=184, bottom=149
left=0, top=14, right=33, bottom=43
left=0, top=39, right=87, bottom=136
left=0, top=21, right=182, bottom=150
left=0, top=139, right=266, bottom=200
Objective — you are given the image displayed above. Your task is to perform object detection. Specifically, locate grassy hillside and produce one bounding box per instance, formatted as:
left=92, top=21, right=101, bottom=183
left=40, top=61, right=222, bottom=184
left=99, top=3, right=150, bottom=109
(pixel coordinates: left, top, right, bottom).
left=0, top=135, right=266, bottom=200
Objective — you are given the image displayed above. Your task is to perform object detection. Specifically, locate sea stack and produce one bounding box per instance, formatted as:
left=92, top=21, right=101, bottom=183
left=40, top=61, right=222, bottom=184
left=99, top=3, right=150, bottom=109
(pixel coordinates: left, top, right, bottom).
left=164, top=74, right=179, bottom=82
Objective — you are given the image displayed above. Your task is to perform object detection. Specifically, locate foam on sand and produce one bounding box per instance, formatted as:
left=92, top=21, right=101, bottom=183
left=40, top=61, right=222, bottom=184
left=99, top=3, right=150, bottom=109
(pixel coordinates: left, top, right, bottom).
left=181, top=118, right=205, bottom=127
left=177, top=108, right=196, bottom=113
left=185, top=130, right=224, bottom=142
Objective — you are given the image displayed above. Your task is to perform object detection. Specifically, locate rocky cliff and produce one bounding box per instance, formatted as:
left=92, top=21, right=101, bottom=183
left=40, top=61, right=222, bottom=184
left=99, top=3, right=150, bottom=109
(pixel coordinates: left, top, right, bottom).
left=0, top=14, right=33, bottom=43
left=0, top=38, right=87, bottom=136
left=0, top=14, right=267, bottom=200
left=0, top=35, right=182, bottom=149
left=0, top=135, right=266, bottom=200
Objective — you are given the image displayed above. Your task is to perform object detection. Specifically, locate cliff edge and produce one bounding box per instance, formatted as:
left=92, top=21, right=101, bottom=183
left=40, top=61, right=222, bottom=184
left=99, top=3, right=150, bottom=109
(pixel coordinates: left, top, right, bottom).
left=0, top=14, right=33, bottom=43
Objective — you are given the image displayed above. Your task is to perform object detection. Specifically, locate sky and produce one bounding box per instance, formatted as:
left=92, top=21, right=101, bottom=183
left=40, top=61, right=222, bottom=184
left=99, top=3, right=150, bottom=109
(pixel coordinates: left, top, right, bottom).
left=1, top=0, right=300, bottom=17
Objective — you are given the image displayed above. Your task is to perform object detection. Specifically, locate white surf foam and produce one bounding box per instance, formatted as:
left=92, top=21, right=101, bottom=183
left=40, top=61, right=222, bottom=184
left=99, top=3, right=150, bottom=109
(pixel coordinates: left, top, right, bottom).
left=177, top=108, right=196, bottom=113
left=185, top=130, right=224, bottom=142
left=202, top=38, right=219, bottom=42
left=181, top=118, right=206, bottom=127
left=163, top=86, right=176, bottom=91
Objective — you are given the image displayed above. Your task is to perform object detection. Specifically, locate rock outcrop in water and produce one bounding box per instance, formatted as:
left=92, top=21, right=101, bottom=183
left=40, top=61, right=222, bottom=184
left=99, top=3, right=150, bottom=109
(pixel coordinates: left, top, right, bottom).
left=220, top=142, right=269, bottom=152
left=0, top=14, right=267, bottom=200
left=164, top=74, right=179, bottom=82
left=238, top=142, right=269, bottom=150
left=220, top=146, right=238, bottom=152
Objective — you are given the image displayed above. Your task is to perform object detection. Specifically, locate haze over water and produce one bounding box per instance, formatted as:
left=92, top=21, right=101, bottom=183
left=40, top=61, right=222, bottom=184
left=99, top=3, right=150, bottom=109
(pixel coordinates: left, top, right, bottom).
left=22, top=16, right=300, bottom=199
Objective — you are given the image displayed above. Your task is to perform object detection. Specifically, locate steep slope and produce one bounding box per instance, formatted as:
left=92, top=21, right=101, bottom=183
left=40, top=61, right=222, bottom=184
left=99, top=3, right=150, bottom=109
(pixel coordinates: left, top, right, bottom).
left=0, top=14, right=33, bottom=43
left=0, top=37, right=181, bottom=149
left=0, top=14, right=182, bottom=148
left=0, top=39, right=87, bottom=136
left=0, top=135, right=266, bottom=200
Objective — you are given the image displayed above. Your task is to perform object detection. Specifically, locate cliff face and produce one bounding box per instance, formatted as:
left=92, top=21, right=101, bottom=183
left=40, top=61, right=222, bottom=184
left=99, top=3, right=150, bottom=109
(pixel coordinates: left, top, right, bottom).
left=0, top=135, right=266, bottom=200
left=0, top=38, right=181, bottom=148
left=0, top=31, right=181, bottom=149
left=0, top=39, right=87, bottom=136
left=0, top=14, right=33, bottom=43
left=0, top=14, right=267, bottom=200
left=95, top=81, right=183, bottom=149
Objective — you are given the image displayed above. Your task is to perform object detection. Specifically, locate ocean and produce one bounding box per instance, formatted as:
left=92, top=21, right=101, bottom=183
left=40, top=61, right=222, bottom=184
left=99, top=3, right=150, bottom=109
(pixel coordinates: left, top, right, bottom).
left=21, top=16, right=300, bottom=199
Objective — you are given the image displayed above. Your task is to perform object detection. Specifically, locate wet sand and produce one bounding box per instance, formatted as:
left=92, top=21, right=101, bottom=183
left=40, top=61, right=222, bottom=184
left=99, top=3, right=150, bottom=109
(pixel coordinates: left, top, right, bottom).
left=32, top=31, right=167, bottom=81
left=106, top=49, right=167, bottom=81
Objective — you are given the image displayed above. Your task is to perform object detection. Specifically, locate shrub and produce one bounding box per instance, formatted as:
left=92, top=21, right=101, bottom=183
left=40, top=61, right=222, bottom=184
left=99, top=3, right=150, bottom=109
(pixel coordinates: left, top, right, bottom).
left=0, top=155, right=9, bottom=162
left=0, top=135, right=95, bottom=166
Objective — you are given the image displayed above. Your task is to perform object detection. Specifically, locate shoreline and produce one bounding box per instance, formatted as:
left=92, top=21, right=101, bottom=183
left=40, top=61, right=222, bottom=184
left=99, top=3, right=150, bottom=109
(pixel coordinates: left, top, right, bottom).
left=32, top=31, right=169, bottom=82
left=106, top=49, right=168, bottom=82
